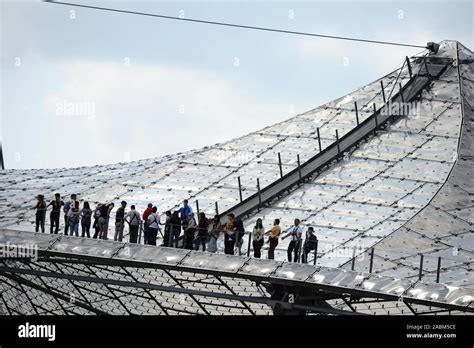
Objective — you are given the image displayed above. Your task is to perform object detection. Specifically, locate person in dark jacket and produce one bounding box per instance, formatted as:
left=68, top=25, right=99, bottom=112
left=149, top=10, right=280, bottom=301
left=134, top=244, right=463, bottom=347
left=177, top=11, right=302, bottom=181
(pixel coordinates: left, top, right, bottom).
left=34, top=194, right=47, bottom=233
left=161, top=211, right=172, bottom=247
left=184, top=213, right=197, bottom=250
left=302, top=227, right=318, bottom=264
left=48, top=193, right=63, bottom=234
left=114, top=201, right=127, bottom=242
left=170, top=211, right=182, bottom=248
left=234, top=218, right=245, bottom=256
left=194, top=212, right=209, bottom=251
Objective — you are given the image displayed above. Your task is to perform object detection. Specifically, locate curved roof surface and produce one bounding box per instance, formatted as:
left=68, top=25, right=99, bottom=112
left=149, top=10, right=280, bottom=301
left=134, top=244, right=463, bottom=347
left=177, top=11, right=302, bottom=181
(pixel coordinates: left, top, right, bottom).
left=0, top=40, right=472, bottom=291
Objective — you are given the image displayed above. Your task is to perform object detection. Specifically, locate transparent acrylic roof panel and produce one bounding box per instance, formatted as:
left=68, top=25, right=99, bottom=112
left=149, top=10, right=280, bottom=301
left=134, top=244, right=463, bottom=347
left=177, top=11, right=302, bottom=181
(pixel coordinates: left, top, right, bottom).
left=361, top=274, right=413, bottom=296
left=179, top=251, right=248, bottom=273
left=313, top=158, right=392, bottom=186
left=396, top=182, right=440, bottom=209
left=220, top=133, right=281, bottom=153
left=408, top=136, right=458, bottom=162
left=346, top=177, right=422, bottom=206
left=48, top=236, right=124, bottom=258
left=218, top=161, right=294, bottom=190
left=114, top=244, right=190, bottom=265
left=151, top=164, right=235, bottom=192
left=352, top=131, right=430, bottom=162
left=303, top=201, right=398, bottom=231
left=239, top=257, right=282, bottom=277
left=190, top=186, right=241, bottom=212
left=308, top=267, right=366, bottom=288
left=182, top=148, right=252, bottom=167
left=405, top=282, right=474, bottom=307
left=270, top=262, right=317, bottom=281
left=384, top=158, right=453, bottom=183
left=405, top=206, right=472, bottom=236
left=257, top=137, right=333, bottom=166
left=0, top=229, right=59, bottom=250
left=274, top=183, right=353, bottom=210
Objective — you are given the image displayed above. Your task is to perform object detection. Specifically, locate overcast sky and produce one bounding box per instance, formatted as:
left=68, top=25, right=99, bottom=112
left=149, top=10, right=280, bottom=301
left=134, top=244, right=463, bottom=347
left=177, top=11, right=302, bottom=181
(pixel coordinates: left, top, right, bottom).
left=1, top=0, right=473, bottom=169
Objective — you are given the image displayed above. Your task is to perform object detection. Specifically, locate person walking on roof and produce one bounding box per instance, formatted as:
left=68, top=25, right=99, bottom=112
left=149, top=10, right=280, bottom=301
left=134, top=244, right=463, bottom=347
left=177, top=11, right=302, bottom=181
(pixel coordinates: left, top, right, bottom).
left=146, top=207, right=160, bottom=246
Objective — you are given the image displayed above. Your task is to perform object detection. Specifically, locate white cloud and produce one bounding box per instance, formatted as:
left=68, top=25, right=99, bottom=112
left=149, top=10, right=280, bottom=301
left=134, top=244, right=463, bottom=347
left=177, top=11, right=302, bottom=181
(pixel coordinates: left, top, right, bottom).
left=33, top=58, right=295, bottom=168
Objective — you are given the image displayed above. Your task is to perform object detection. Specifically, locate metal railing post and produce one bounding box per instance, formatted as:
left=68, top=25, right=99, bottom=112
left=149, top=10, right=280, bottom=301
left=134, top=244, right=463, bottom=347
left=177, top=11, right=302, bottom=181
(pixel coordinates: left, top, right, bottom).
left=313, top=239, right=318, bottom=266
left=335, top=130, right=341, bottom=156
left=257, top=178, right=262, bottom=207
left=369, top=248, right=374, bottom=273
left=195, top=200, right=200, bottom=217
left=436, top=257, right=441, bottom=283
left=297, top=237, right=303, bottom=263
left=380, top=80, right=386, bottom=103
left=399, top=82, right=405, bottom=103
left=316, top=128, right=322, bottom=152
left=354, top=101, right=359, bottom=126
left=419, top=254, right=424, bottom=280
left=238, top=176, right=243, bottom=202
left=406, top=56, right=413, bottom=78
left=297, top=154, right=302, bottom=182
left=351, top=247, right=356, bottom=271
left=247, top=231, right=252, bottom=257
left=278, top=152, right=283, bottom=178
left=215, top=201, right=219, bottom=216
left=138, top=223, right=142, bottom=244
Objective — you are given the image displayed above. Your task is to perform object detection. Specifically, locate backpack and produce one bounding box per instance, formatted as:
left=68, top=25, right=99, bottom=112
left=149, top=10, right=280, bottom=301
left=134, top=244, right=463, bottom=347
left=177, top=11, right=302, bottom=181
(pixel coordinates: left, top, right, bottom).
left=306, top=234, right=317, bottom=250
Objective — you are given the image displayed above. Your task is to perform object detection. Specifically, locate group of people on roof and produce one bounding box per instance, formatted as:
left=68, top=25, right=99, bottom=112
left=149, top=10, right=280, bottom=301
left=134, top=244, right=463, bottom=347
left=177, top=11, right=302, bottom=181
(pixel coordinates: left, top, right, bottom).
left=34, top=194, right=318, bottom=262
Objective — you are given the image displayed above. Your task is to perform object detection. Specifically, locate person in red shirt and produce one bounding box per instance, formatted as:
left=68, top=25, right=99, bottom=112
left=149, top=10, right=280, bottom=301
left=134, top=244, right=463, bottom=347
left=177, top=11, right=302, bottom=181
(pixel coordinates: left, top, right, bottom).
left=142, top=203, right=153, bottom=244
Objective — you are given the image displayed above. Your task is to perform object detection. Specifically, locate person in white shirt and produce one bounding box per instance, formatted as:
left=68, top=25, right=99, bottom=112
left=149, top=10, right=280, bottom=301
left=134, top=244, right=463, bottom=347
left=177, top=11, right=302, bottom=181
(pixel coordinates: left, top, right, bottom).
left=146, top=207, right=160, bottom=246
left=124, top=205, right=141, bottom=243
left=282, top=218, right=304, bottom=262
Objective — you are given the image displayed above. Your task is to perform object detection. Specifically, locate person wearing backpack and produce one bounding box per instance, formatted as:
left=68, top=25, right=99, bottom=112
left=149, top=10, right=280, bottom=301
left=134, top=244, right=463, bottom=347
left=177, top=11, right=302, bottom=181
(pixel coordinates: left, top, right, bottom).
left=92, top=204, right=102, bottom=239
left=63, top=194, right=77, bottom=236
left=80, top=201, right=92, bottom=238
left=146, top=207, right=161, bottom=246
left=34, top=194, right=47, bottom=233
left=114, top=201, right=127, bottom=242
left=302, top=227, right=318, bottom=264
left=48, top=193, right=64, bottom=234
left=125, top=205, right=141, bottom=244
left=69, top=201, right=81, bottom=237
